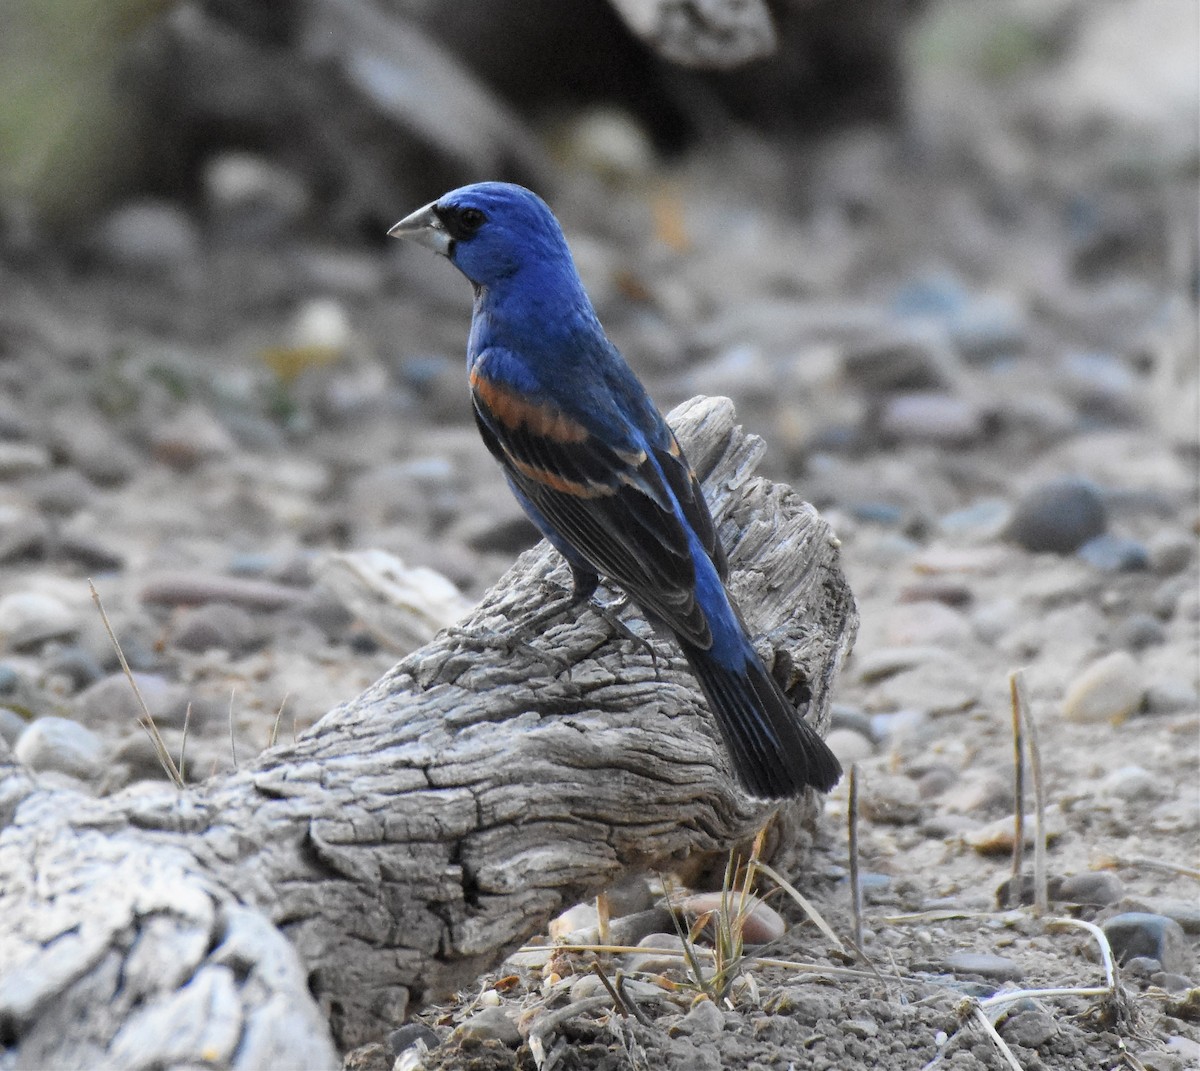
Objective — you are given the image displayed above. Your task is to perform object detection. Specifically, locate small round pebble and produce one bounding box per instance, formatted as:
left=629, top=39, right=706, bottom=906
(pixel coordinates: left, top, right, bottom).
left=1077, top=533, right=1149, bottom=571
left=1006, top=477, right=1107, bottom=554
left=825, top=727, right=875, bottom=764
left=670, top=999, right=725, bottom=1038
left=1111, top=612, right=1166, bottom=650
left=943, top=951, right=1024, bottom=981
left=1061, top=650, right=1144, bottom=723
left=74, top=672, right=190, bottom=730
left=1102, top=913, right=1189, bottom=974
left=43, top=646, right=106, bottom=692
left=15, top=716, right=106, bottom=779
left=1147, top=530, right=1194, bottom=575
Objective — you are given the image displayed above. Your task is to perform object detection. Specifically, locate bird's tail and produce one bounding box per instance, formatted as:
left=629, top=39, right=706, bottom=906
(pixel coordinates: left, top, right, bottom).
left=678, top=638, right=842, bottom=799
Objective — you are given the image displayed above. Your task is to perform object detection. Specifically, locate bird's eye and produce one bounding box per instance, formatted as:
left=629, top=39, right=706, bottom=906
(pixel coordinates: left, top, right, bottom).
left=459, top=207, right=485, bottom=231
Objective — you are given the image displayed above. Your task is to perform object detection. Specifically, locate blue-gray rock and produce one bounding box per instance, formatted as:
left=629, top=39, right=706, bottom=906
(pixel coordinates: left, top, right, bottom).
left=1148, top=531, right=1194, bottom=575
left=1155, top=900, right=1200, bottom=936
left=1143, top=678, right=1199, bottom=715
left=943, top=951, right=1024, bottom=981
left=880, top=392, right=987, bottom=446
left=74, top=671, right=190, bottom=730
left=0, top=591, right=80, bottom=649
left=1112, top=612, right=1166, bottom=650
left=0, top=665, right=19, bottom=695
left=95, top=199, right=200, bottom=270
left=15, top=716, right=106, bottom=779
left=1102, top=913, right=1189, bottom=974
left=1077, top=534, right=1149, bottom=572
left=387, top=1024, right=441, bottom=1058
left=1006, top=477, right=1107, bottom=554
left=0, top=706, right=26, bottom=747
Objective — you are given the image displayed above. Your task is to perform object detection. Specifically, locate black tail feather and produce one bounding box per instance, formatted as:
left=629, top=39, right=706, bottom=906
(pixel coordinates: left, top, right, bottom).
left=679, top=640, right=842, bottom=798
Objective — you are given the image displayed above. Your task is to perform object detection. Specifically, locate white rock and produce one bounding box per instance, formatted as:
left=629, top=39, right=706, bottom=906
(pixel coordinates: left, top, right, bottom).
left=15, top=717, right=106, bottom=779
left=0, top=591, right=79, bottom=649
left=1061, top=650, right=1144, bottom=724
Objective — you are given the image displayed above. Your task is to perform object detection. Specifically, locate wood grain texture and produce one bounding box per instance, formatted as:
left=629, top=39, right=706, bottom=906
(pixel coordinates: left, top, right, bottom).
left=0, top=396, right=857, bottom=1067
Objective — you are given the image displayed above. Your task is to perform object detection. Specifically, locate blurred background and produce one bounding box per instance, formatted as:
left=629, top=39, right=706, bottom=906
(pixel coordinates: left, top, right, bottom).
left=0, top=0, right=1195, bottom=788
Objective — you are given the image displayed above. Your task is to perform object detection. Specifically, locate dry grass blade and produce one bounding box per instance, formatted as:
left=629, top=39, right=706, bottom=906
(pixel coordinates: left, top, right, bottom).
left=1009, top=672, right=1026, bottom=903
left=268, top=693, right=289, bottom=749
left=754, top=859, right=845, bottom=954
left=1012, top=670, right=1048, bottom=915
left=228, top=687, right=239, bottom=770
left=88, top=579, right=183, bottom=789
left=179, top=702, right=192, bottom=784
left=848, top=762, right=864, bottom=948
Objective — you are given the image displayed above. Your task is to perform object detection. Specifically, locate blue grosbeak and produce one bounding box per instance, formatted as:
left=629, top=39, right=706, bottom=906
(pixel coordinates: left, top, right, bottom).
left=389, top=182, right=841, bottom=798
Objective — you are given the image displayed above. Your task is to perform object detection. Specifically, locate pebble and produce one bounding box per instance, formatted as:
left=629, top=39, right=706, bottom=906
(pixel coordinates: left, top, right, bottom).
left=855, top=646, right=947, bottom=683
left=387, top=1023, right=441, bottom=1058
left=1057, top=871, right=1124, bottom=906
left=840, top=329, right=954, bottom=392
left=0, top=706, right=26, bottom=747
left=139, top=572, right=305, bottom=611
left=74, top=672, right=190, bottom=730
left=549, top=903, right=598, bottom=940
left=1005, top=477, right=1107, bottom=554
left=916, top=766, right=957, bottom=799
left=0, top=591, right=80, bottom=649
left=677, top=892, right=786, bottom=944
left=999, top=1008, right=1058, bottom=1048
left=454, top=1006, right=521, bottom=1048
left=966, top=812, right=1064, bottom=855
left=825, top=727, right=875, bottom=765
left=879, top=392, right=987, bottom=446
left=202, top=152, right=311, bottom=240
left=1098, top=765, right=1161, bottom=801
left=148, top=405, right=237, bottom=470
left=859, top=777, right=923, bottom=825
left=15, top=716, right=106, bottom=779
left=49, top=412, right=139, bottom=487
left=1143, top=678, right=1198, bottom=715
left=94, top=199, right=200, bottom=270
left=1111, top=612, right=1166, bottom=650
left=943, top=951, right=1024, bottom=982
left=172, top=602, right=264, bottom=656
left=0, top=665, right=18, bottom=695
left=43, top=646, right=106, bottom=692
left=1077, top=533, right=1149, bottom=571
left=764, top=987, right=838, bottom=1021
left=1147, top=530, right=1194, bottom=575
left=24, top=468, right=94, bottom=516
left=0, top=508, right=46, bottom=564
left=607, top=907, right=675, bottom=948
left=1155, top=900, right=1200, bottom=935
left=624, top=933, right=688, bottom=974
left=1061, top=650, right=1144, bottom=723
left=669, top=999, right=725, bottom=1038
left=938, top=499, right=1011, bottom=540
left=0, top=442, right=51, bottom=478
left=1101, top=913, right=1189, bottom=974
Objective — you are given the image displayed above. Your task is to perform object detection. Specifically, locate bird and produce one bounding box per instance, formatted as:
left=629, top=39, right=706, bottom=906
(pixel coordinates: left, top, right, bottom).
left=388, top=182, right=841, bottom=799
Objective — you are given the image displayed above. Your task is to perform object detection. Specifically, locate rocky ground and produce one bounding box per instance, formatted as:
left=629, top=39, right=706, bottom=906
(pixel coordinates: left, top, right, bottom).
left=0, top=2, right=1197, bottom=1069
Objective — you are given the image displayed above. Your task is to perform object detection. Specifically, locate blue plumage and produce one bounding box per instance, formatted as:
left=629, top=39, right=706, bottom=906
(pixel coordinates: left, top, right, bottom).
left=389, top=182, right=841, bottom=798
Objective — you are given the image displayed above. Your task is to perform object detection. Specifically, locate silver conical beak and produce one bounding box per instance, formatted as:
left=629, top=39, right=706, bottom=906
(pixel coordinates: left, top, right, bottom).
left=387, top=202, right=452, bottom=255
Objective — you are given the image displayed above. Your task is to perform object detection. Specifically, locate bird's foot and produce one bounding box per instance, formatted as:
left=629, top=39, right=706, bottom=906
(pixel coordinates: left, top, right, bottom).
left=588, top=594, right=663, bottom=678
left=446, top=620, right=571, bottom=677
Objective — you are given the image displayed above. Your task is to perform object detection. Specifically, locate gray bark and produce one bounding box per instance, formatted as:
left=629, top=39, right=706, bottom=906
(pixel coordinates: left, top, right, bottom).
left=0, top=396, right=857, bottom=1069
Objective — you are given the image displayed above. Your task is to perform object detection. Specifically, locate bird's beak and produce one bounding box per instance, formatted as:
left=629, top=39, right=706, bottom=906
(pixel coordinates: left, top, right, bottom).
left=387, top=202, right=452, bottom=255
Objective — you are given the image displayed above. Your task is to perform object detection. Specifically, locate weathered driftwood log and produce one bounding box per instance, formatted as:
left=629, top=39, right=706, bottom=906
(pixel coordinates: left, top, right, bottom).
left=0, top=397, right=857, bottom=1069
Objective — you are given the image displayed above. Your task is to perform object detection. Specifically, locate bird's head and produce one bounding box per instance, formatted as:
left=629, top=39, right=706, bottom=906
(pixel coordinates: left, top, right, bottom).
left=388, top=182, right=575, bottom=291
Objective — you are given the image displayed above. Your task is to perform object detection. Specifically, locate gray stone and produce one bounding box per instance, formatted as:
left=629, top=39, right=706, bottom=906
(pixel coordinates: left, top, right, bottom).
left=1154, top=900, right=1200, bottom=935
left=1143, top=678, right=1199, bottom=715
left=172, top=603, right=263, bottom=656
left=49, top=412, right=139, bottom=487
left=387, top=1023, right=440, bottom=1057
left=943, top=951, right=1024, bottom=981
left=999, top=1008, right=1058, bottom=1049
left=0, top=591, right=79, bottom=649
left=15, top=716, right=106, bottom=779
left=1077, top=534, right=1149, bottom=572
left=1111, top=612, right=1166, bottom=650
left=44, top=646, right=106, bottom=692
left=880, top=392, right=987, bottom=446
left=0, top=706, right=26, bottom=747
left=74, top=672, right=190, bottom=730
left=139, top=572, right=305, bottom=612
left=1147, top=531, right=1194, bottom=575
left=1006, top=477, right=1107, bottom=554
left=608, top=907, right=675, bottom=948
left=825, top=727, right=875, bottom=764
left=0, top=441, right=51, bottom=478
left=1102, top=913, right=1190, bottom=974
left=1057, top=871, right=1124, bottom=906
left=95, top=199, right=200, bottom=269
left=454, top=1006, right=520, bottom=1048
left=623, top=932, right=688, bottom=974
left=670, top=999, right=724, bottom=1038
left=24, top=468, right=95, bottom=515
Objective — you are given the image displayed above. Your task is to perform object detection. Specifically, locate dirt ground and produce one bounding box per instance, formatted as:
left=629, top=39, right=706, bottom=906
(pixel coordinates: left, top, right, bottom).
left=0, top=1, right=1196, bottom=1069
